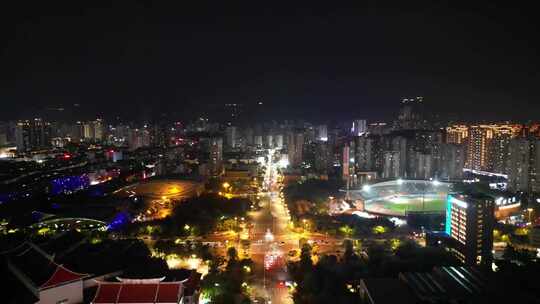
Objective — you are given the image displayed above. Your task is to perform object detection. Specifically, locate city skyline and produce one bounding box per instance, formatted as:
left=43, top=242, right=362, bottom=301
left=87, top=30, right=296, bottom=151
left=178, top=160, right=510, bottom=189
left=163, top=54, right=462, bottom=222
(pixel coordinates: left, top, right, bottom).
left=2, top=3, right=540, bottom=304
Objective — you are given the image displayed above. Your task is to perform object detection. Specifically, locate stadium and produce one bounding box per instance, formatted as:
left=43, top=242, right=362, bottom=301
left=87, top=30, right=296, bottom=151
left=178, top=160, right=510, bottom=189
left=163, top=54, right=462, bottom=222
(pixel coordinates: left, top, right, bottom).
left=348, top=179, right=452, bottom=217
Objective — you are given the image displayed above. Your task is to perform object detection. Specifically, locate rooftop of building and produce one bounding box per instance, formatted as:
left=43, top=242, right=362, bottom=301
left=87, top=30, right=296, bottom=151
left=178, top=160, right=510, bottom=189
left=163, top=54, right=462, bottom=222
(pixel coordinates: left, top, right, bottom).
left=5, top=242, right=87, bottom=290
left=399, top=266, right=487, bottom=301
left=91, top=271, right=201, bottom=304
left=361, top=278, right=417, bottom=304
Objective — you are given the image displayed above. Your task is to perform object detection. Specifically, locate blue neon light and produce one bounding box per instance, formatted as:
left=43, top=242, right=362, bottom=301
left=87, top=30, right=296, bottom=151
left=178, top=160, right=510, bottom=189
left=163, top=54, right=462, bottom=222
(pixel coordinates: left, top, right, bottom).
left=107, top=211, right=131, bottom=231
left=50, top=175, right=90, bottom=195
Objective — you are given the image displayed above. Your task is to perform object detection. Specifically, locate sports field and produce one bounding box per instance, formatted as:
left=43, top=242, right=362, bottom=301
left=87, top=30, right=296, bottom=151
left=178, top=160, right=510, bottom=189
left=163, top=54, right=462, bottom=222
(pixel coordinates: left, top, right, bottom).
left=364, top=194, right=446, bottom=216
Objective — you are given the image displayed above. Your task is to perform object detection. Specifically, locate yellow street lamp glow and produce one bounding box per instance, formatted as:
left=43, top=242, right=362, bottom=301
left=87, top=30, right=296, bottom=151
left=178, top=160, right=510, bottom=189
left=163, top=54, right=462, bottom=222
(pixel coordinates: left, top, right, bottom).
left=184, top=224, right=190, bottom=230
left=222, top=182, right=230, bottom=189
left=161, top=196, right=167, bottom=200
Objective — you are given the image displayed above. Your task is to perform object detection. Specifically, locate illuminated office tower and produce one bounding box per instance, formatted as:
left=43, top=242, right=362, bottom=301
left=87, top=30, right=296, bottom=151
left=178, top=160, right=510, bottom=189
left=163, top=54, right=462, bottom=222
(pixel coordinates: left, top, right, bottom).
left=445, top=194, right=494, bottom=265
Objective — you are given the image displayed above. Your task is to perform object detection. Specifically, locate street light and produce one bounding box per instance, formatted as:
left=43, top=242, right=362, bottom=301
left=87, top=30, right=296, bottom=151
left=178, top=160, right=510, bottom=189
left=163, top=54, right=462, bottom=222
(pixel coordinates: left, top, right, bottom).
left=527, top=208, right=534, bottom=223
left=302, top=219, right=308, bottom=231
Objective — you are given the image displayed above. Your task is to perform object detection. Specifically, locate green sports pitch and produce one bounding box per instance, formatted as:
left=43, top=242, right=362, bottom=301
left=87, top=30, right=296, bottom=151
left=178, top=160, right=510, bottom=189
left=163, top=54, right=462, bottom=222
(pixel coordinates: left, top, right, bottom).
left=364, top=194, right=447, bottom=216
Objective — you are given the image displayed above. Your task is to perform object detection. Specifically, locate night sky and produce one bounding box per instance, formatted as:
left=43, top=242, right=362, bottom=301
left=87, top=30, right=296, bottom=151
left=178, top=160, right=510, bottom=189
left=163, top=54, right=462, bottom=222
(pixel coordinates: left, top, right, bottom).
left=1, top=2, right=538, bottom=122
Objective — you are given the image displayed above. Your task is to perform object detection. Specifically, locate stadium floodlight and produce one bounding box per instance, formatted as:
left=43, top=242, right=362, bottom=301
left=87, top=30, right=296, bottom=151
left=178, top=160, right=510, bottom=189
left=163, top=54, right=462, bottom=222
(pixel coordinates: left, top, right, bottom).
left=362, top=184, right=371, bottom=192
left=396, top=178, right=404, bottom=185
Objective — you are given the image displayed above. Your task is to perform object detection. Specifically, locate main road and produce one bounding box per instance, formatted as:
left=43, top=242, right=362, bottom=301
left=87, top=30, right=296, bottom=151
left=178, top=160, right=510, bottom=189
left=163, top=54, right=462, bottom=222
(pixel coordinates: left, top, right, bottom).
left=248, top=150, right=296, bottom=304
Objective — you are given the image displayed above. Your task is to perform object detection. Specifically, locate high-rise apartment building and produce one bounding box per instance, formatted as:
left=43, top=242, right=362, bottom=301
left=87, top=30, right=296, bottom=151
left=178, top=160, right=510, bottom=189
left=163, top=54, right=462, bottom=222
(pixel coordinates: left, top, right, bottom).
left=489, top=132, right=511, bottom=173
left=317, top=124, right=328, bottom=141
left=274, top=134, right=284, bottom=149
left=383, top=151, right=401, bottom=178
left=254, top=135, right=263, bottom=147
left=266, top=134, right=273, bottom=148
left=82, top=119, right=104, bottom=142
left=466, top=126, right=491, bottom=171
left=445, top=194, right=494, bottom=265
left=15, top=118, right=52, bottom=152
left=127, top=128, right=151, bottom=150
left=396, top=97, right=425, bottom=130
left=446, top=125, right=468, bottom=144
left=209, top=137, right=223, bottom=176
left=459, top=124, right=522, bottom=171
left=287, top=131, right=304, bottom=167
left=437, top=143, right=466, bottom=180
left=225, top=126, right=237, bottom=149
left=506, top=138, right=540, bottom=192
left=351, top=119, right=367, bottom=136
left=414, top=152, right=433, bottom=180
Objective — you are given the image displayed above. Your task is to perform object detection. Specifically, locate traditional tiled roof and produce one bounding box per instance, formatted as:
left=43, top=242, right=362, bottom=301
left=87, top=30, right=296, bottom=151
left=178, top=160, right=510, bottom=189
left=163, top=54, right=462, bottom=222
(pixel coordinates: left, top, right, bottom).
left=92, top=281, right=183, bottom=304
left=92, top=284, right=122, bottom=303
left=155, top=283, right=182, bottom=303
left=6, top=242, right=87, bottom=290
left=40, top=265, right=88, bottom=289
left=117, top=283, right=158, bottom=303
